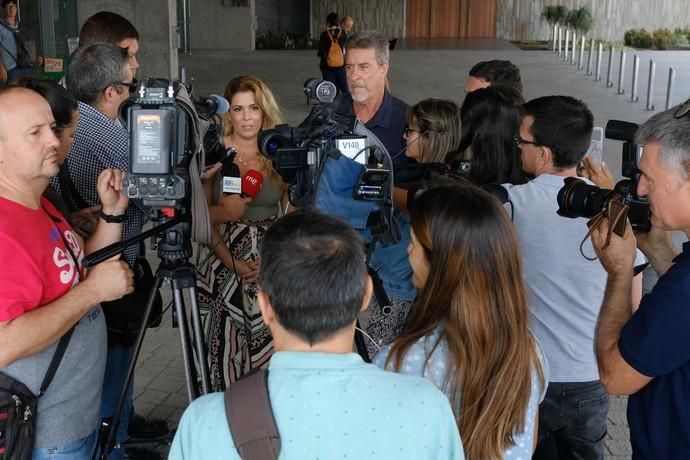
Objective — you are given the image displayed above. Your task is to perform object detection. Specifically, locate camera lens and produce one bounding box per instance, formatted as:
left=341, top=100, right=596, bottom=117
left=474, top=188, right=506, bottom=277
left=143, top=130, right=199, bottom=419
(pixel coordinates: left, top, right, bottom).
left=557, top=177, right=611, bottom=219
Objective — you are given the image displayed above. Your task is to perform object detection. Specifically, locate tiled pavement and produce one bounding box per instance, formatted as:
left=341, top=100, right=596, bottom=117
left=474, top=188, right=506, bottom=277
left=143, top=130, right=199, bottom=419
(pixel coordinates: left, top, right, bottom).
left=129, top=40, right=690, bottom=458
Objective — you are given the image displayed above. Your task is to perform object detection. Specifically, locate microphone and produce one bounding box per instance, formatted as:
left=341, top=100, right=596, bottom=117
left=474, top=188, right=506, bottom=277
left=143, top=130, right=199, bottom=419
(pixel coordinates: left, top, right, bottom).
left=196, top=94, right=230, bottom=117
left=221, top=150, right=242, bottom=195
left=242, top=170, right=264, bottom=199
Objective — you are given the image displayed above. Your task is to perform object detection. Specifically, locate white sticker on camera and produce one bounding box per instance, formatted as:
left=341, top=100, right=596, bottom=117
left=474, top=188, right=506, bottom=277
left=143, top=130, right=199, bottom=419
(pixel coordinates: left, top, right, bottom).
left=336, top=137, right=368, bottom=164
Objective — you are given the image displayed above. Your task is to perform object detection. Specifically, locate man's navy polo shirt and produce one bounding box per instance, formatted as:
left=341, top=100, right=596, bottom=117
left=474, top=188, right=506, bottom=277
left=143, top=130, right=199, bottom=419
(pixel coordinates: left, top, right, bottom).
left=619, top=241, right=690, bottom=459
left=337, top=91, right=410, bottom=169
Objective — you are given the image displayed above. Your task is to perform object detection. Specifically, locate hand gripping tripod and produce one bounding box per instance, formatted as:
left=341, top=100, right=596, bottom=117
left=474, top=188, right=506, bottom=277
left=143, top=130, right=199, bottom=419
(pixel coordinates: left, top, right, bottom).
left=85, top=214, right=210, bottom=459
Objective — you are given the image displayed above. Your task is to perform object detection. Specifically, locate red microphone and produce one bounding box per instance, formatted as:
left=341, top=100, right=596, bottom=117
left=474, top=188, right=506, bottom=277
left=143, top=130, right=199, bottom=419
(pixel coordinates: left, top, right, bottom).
left=242, top=169, right=264, bottom=198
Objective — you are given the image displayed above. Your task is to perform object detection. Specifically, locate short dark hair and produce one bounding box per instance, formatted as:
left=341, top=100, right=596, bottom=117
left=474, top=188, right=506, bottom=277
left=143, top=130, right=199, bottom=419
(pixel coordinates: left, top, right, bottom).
left=259, top=209, right=367, bottom=345
left=326, top=12, right=339, bottom=27
left=1, top=0, right=17, bottom=7
left=523, top=95, right=593, bottom=169
left=78, top=11, right=139, bottom=46
left=469, top=60, right=523, bottom=94
left=16, top=78, right=77, bottom=129
left=66, top=43, right=129, bottom=105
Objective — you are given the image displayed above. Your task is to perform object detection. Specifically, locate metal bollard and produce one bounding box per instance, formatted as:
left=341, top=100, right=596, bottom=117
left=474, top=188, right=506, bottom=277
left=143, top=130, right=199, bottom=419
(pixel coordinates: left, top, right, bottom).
left=595, top=42, right=603, bottom=81
left=587, top=38, right=595, bottom=75
left=571, top=32, right=577, bottom=65
left=631, top=55, right=640, bottom=102
left=617, top=51, right=626, bottom=94
left=665, top=67, right=676, bottom=110
left=553, top=24, right=558, bottom=53
left=606, top=45, right=614, bottom=87
left=558, top=27, right=563, bottom=57
left=646, top=60, right=656, bottom=111
left=578, top=36, right=586, bottom=70
left=564, top=29, right=570, bottom=61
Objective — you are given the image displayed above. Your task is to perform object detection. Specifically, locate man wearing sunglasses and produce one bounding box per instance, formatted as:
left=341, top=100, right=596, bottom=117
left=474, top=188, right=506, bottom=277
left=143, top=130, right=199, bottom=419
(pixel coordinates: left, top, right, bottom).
left=591, top=105, right=690, bottom=459
left=50, top=42, right=157, bottom=460
left=502, top=95, right=644, bottom=460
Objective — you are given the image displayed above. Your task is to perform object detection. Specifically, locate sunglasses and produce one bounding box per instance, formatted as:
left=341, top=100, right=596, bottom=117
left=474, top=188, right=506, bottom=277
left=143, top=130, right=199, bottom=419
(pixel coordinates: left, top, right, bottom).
left=513, top=135, right=541, bottom=147
left=111, top=80, right=138, bottom=94
left=675, top=99, right=690, bottom=119
left=403, top=125, right=423, bottom=136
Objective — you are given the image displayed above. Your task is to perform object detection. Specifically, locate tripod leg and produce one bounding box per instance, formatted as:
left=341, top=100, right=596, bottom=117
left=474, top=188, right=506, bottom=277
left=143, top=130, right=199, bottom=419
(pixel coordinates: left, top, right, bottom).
left=98, top=272, right=165, bottom=460
left=172, top=288, right=199, bottom=402
left=185, top=285, right=211, bottom=394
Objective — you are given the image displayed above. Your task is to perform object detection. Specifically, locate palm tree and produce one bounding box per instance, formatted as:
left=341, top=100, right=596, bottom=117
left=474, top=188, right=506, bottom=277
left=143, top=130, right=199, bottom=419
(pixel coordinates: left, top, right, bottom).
left=566, top=6, right=593, bottom=35
left=542, top=5, right=568, bottom=40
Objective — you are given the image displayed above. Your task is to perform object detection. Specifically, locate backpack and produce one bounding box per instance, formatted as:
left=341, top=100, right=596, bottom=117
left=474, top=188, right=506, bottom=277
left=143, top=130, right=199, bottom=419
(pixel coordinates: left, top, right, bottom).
left=0, top=21, right=34, bottom=69
left=326, top=29, right=344, bottom=68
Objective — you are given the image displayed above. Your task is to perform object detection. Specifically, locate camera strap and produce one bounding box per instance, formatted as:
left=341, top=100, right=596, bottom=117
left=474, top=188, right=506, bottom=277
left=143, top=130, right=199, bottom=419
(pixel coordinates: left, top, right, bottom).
left=581, top=197, right=630, bottom=261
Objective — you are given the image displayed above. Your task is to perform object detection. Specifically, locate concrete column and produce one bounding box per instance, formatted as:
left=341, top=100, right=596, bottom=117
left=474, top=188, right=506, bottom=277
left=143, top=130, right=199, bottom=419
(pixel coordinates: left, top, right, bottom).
left=76, top=0, right=178, bottom=80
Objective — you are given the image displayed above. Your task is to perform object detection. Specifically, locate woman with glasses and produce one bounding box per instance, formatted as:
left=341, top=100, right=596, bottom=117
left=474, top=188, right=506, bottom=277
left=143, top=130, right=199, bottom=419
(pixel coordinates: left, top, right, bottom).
left=376, top=181, right=547, bottom=460
left=196, top=75, right=290, bottom=389
left=364, top=98, right=462, bottom=358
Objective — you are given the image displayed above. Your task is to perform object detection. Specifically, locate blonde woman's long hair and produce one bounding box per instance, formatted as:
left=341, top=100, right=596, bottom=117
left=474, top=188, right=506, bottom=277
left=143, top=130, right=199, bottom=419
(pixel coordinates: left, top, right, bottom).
left=222, top=75, right=284, bottom=188
left=408, top=98, right=462, bottom=164
left=386, top=180, right=544, bottom=460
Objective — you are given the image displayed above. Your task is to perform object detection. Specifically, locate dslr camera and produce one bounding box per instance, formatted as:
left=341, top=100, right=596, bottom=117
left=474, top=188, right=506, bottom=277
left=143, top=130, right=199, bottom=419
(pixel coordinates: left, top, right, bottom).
left=557, top=120, right=651, bottom=232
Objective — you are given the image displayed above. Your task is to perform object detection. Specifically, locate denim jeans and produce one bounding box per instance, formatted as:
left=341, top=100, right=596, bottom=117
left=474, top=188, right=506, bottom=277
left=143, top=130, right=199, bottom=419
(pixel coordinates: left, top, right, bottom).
left=320, top=65, right=349, bottom=95
left=33, top=429, right=98, bottom=460
left=99, top=345, right=135, bottom=460
left=533, top=380, right=609, bottom=460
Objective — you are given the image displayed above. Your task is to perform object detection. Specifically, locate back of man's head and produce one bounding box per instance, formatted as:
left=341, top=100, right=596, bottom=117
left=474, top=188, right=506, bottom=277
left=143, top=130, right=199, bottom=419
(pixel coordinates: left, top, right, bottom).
left=259, top=210, right=367, bottom=345
left=636, top=107, right=690, bottom=178
left=468, top=60, right=523, bottom=94
left=346, top=30, right=389, bottom=65
left=78, top=11, right=139, bottom=46
left=66, top=43, right=128, bottom=105
left=523, top=95, right=593, bottom=169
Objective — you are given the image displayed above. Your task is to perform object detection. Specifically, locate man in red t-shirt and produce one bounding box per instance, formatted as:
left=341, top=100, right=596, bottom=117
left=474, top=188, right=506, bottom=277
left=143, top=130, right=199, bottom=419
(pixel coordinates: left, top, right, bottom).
left=0, top=86, right=134, bottom=459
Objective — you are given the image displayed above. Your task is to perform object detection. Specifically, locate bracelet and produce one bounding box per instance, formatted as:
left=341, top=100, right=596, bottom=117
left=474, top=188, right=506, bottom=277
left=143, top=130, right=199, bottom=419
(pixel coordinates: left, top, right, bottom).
left=99, top=211, right=127, bottom=223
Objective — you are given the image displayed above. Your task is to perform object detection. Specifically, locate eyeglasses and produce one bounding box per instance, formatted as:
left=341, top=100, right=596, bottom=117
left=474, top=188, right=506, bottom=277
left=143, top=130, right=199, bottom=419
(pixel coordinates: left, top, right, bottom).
left=513, top=135, right=541, bottom=147
left=111, top=80, right=138, bottom=94
left=403, top=125, right=422, bottom=136
left=675, top=99, right=690, bottom=119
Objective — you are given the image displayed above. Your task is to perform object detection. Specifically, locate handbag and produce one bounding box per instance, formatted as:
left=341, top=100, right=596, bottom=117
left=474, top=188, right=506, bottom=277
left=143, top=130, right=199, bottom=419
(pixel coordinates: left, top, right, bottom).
left=0, top=329, right=73, bottom=460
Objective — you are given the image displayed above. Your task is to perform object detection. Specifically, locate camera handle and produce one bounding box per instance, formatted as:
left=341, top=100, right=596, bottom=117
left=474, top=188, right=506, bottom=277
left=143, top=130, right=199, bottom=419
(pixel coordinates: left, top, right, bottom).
left=87, top=215, right=211, bottom=460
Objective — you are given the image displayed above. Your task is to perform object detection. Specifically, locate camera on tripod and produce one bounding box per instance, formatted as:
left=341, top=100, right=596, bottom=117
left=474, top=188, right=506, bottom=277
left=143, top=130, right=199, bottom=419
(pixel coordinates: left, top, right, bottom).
left=557, top=119, right=651, bottom=232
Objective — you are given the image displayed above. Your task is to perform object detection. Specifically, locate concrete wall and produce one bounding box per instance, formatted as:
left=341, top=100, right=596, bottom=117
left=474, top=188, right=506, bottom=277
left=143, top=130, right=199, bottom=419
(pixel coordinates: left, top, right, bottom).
left=188, top=0, right=254, bottom=50
left=76, top=0, right=178, bottom=80
left=256, top=0, right=309, bottom=35
left=498, top=0, right=690, bottom=42
left=310, top=0, right=405, bottom=40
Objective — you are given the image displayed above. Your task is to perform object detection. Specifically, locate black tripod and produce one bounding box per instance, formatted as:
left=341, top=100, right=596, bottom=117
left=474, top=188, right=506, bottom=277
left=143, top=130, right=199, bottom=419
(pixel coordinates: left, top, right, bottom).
left=85, top=214, right=211, bottom=459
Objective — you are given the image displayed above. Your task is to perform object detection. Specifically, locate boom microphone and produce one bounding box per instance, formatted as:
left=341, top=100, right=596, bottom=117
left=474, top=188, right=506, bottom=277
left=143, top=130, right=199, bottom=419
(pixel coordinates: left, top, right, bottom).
left=242, top=170, right=264, bottom=198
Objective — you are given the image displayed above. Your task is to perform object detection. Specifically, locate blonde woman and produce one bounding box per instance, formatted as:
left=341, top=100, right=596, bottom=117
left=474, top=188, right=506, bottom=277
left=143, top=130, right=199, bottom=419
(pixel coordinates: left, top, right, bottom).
left=197, top=75, right=289, bottom=389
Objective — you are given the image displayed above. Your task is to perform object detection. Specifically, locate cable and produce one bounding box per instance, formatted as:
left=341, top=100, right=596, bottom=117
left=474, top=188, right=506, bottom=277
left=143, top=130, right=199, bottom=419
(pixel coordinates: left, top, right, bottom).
left=355, top=326, right=381, bottom=352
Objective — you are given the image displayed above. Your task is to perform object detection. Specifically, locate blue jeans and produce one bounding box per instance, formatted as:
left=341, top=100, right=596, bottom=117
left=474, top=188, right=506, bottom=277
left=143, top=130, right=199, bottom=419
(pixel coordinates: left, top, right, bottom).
left=320, top=65, right=349, bottom=95
left=534, top=380, right=609, bottom=460
left=33, top=429, right=98, bottom=460
left=99, top=345, right=135, bottom=460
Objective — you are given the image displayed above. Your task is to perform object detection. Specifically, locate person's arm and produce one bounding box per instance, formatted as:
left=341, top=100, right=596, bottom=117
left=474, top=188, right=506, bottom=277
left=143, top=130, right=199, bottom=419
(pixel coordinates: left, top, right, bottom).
left=0, top=257, right=133, bottom=368
left=393, top=186, right=409, bottom=214
left=208, top=225, right=259, bottom=283
left=591, top=217, right=653, bottom=395
left=635, top=226, right=677, bottom=276
left=83, top=169, right=128, bottom=254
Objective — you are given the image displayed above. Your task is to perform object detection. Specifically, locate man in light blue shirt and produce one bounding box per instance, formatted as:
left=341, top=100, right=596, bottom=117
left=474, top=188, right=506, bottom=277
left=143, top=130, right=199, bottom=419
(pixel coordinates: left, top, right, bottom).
left=170, top=209, right=463, bottom=459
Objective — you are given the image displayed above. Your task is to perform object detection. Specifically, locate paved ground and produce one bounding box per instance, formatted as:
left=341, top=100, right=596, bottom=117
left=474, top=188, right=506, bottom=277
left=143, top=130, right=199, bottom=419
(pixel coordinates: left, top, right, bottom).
left=130, top=41, right=690, bottom=458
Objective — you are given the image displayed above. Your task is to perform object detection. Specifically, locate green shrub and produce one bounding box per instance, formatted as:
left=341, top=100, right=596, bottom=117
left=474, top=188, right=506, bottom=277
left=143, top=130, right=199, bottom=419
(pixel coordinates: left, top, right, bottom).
left=255, top=32, right=316, bottom=50
left=653, top=28, right=673, bottom=50
left=671, top=31, right=690, bottom=48
left=624, top=28, right=653, bottom=48
left=566, top=6, right=593, bottom=34
left=542, top=5, right=568, bottom=26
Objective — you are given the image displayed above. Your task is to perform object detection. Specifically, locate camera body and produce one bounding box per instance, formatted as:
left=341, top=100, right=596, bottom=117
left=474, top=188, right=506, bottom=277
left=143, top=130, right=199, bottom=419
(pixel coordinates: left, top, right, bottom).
left=557, top=119, right=651, bottom=231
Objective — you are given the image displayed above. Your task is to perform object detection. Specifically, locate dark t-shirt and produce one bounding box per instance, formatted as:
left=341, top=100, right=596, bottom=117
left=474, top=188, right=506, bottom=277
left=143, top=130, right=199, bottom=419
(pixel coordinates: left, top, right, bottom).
left=317, top=27, right=346, bottom=69
left=337, top=91, right=410, bottom=169
left=619, top=241, right=690, bottom=459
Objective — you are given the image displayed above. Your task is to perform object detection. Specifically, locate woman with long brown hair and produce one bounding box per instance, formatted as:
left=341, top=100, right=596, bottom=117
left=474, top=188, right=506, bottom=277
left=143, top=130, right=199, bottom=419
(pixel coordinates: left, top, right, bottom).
left=375, top=180, right=547, bottom=459
left=197, top=75, right=289, bottom=389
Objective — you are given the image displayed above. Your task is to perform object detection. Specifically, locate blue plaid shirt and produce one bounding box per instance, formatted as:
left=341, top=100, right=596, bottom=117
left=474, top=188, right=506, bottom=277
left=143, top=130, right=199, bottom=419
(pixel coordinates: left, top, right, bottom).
left=51, top=101, right=145, bottom=266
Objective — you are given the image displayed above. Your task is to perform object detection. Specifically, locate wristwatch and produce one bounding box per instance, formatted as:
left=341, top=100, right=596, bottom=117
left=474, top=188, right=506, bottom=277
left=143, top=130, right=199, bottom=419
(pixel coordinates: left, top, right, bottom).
left=99, top=210, right=127, bottom=223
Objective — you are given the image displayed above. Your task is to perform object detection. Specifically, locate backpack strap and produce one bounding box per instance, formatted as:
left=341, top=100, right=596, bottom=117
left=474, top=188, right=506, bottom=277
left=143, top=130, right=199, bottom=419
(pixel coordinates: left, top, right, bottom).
left=225, top=369, right=280, bottom=460
left=57, top=162, right=89, bottom=212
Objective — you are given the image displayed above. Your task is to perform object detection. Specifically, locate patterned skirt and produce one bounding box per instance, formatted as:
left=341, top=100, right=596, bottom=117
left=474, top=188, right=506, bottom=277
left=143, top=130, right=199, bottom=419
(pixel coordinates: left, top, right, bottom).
left=196, top=220, right=274, bottom=390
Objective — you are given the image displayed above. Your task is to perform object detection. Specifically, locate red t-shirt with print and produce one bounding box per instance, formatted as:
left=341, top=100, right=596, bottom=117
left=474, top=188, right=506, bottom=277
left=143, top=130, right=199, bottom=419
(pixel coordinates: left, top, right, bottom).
left=0, top=196, right=83, bottom=322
